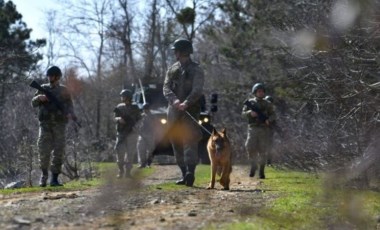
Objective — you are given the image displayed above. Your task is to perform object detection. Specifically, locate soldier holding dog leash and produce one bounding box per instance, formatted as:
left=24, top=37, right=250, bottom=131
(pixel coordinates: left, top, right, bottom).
left=163, top=38, right=204, bottom=187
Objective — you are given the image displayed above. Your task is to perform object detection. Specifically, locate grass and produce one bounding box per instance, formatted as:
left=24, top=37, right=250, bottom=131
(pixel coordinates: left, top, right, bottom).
left=0, top=162, right=154, bottom=195
left=210, top=167, right=380, bottom=230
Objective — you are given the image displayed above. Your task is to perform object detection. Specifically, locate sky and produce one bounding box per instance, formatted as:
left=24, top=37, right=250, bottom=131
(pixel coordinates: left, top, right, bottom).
left=11, top=0, right=56, bottom=40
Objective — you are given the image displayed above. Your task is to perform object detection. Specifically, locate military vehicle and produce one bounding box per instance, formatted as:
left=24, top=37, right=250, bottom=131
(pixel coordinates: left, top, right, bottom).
left=132, top=81, right=217, bottom=164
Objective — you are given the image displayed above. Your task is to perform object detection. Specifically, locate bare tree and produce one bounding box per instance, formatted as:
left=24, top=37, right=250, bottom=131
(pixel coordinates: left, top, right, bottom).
left=44, top=10, right=59, bottom=69
left=61, top=0, right=113, bottom=138
left=108, top=0, right=136, bottom=87
left=198, top=0, right=380, bottom=181
left=142, top=0, right=158, bottom=80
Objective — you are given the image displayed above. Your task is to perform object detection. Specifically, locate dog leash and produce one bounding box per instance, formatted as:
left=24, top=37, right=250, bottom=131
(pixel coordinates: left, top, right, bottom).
left=185, top=111, right=212, bottom=135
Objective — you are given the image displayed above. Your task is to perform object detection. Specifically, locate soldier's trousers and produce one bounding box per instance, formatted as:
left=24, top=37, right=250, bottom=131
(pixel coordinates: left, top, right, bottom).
left=245, top=126, right=270, bottom=165
left=137, top=135, right=154, bottom=165
left=114, top=131, right=138, bottom=168
left=169, top=116, right=202, bottom=167
left=37, top=122, right=67, bottom=174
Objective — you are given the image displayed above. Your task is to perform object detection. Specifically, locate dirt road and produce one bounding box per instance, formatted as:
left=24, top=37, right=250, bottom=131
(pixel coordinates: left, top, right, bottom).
left=0, top=165, right=272, bottom=229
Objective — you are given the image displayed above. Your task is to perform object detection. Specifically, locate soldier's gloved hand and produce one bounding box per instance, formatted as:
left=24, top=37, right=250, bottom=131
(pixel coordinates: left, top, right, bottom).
left=178, top=102, right=188, bottom=111
left=38, top=95, right=48, bottom=102
left=173, top=99, right=181, bottom=109
left=250, top=111, right=258, bottom=117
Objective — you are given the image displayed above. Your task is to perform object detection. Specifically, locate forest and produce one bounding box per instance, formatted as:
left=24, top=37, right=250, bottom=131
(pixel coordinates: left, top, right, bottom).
left=0, top=0, right=379, bottom=190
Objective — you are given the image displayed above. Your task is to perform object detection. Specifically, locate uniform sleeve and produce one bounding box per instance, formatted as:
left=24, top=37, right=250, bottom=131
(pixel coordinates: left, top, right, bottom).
left=163, top=67, right=179, bottom=105
left=183, top=65, right=204, bottom=106
left=242, top=99, right=253, bottom=119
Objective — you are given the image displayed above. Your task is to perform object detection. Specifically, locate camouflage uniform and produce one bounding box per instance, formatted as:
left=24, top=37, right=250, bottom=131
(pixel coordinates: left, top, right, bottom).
left=163, top=59, right=204, bottom=185
left=114, top=102, right=141, bottom=177
left=242, top=96, right=275, bottom=178
left=31, top=83, right=73, bottom=178
left=137, top=109, right=155, bottom=167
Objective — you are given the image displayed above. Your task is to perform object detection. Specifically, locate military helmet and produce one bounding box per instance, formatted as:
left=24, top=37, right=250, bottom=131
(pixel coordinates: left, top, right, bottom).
left=252, top=83, right=266, bottom=94
left=120, top=89, right=133, bottom=98
left=265, top=95, right=273, bottom=103
left=171, top=39, right=193, bottom=54
left=46, top=66, right=62, bottom=77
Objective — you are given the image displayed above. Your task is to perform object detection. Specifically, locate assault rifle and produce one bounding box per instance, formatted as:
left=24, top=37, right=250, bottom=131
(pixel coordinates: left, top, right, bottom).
left=30, top=80, right=81, bottom=128
left=243, top=99, right=268, bottom=123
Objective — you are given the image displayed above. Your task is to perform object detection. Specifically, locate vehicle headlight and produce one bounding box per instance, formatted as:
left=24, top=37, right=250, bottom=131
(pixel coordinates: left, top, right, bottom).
left=203, top=117, right=209, bottom=123
left=160, top=118, right=167, bottom=124
left=198, top=120, right=202, bottom=125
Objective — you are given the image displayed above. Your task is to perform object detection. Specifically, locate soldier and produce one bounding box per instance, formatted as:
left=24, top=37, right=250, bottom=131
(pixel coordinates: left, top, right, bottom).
left=163, top=38, right=204, bottom=187
left=242, top=83, right=276, bottom=179
left=136, top=103, right=155, bottom=168
left=114, top=89, right=141, bottom=178
left=31, top=66, right=74, bottom=187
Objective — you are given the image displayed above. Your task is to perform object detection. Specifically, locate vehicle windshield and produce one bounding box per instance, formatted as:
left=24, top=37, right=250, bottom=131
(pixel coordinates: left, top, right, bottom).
left=134, top=84, right=167, bottom=110
left=134, top=83, right=207, bottom=112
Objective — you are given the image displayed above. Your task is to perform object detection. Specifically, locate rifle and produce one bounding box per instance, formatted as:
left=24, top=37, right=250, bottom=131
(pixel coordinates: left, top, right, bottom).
left=243, top=99, right=268, bottom=123
left=30, top=80, right=81, bottom=128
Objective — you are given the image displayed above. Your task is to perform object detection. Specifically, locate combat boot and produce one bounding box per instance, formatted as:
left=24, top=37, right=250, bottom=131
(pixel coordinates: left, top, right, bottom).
left=39, top=169, right=48, bottom=187
left=259, top=164, right=266, bottom=179
left=184, top=164, right=196, bottom=187
left=50, top=173, right=63, bottom=186
left=146, top=157, right=153, bottom=167
left=137, top=162, right=146, bottom=169
left=175, top=166, right=187, bottom=185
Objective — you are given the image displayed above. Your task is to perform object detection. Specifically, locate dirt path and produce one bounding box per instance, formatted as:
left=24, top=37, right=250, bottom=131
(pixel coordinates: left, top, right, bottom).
left=0, top=165, right=272, bottom=229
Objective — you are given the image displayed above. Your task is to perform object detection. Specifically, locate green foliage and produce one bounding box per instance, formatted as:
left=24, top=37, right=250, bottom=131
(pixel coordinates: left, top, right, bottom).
left=176, top=7, right=195, bottom=25
left=0, top=1, right=46, bottom=181
left=0, top=0, right=46, bottom=82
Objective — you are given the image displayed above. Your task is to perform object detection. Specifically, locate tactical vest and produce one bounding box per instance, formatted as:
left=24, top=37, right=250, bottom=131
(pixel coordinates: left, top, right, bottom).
left=114, top=103, right=140, bottom=133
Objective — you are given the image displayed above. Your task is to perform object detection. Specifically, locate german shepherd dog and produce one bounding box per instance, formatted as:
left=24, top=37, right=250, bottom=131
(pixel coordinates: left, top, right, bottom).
left=207, top=128, right=232, bottom=190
